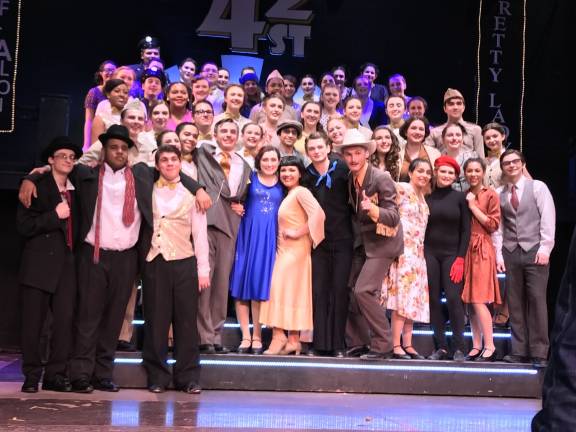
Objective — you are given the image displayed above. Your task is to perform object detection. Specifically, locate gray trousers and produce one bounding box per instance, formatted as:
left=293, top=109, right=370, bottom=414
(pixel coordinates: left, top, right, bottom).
left=346, top=247, right=393, bottom=353
left=197, top=228, right=235, bottom=346
left=504, top=246, right=550, bottom=359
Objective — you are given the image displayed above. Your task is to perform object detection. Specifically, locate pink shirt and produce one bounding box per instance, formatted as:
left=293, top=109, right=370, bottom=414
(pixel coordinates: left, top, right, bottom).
left=166, top=111, right=193, bottom=132
left=153, top=182, right=210, bottom=277
left=85, top=163, right=141, bottom=251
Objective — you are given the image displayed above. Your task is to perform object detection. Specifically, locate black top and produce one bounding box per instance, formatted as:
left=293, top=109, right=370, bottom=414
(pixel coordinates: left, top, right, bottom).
left=424, top=186, right=471, bottom=257
left=303, top=157, right=353, bottom=241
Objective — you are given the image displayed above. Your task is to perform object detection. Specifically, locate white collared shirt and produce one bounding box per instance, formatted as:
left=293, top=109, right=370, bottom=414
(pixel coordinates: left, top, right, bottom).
left=213, top=147, right=245, bottom=196
left=85, top=163, right=142, bottom=251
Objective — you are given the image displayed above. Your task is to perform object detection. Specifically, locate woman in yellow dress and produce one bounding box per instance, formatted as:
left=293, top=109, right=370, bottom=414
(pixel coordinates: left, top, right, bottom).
left=260, top=156, right=325, bottom=355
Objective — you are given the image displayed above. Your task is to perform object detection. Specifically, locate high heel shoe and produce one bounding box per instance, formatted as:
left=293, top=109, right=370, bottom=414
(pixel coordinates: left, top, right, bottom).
left=475, top=348, right=497, bottom=362
left=279, top=341, right=301, bottom=356
left=237, top=338, right=251, bottom=354
left=402, top=345, right=425, bottom=360
left=465, top=347, right=483, bottom=361
left=251, top=337, right=263, bottom=355
left=263, top=336, right=287, bottom=355
left=392, top=345, right=411, bottom=360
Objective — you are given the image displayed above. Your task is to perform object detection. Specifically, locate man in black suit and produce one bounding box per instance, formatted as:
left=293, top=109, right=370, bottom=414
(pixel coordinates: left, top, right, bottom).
left=17, top=137, right=82, bottom=393
left=19, top=125, right=209, bottom=393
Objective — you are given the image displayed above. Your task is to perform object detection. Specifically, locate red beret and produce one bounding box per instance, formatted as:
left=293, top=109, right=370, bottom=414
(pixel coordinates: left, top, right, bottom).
left=434, top=155, right=460, bottom=176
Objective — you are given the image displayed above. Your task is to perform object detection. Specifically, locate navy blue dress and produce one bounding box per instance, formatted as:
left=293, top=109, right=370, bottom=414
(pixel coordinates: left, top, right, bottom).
left=229, top=172, right=283, bottom=301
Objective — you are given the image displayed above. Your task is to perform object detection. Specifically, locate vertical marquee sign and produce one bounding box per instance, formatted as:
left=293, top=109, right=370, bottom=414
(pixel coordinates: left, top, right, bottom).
left=0, top=0, right=21, bottom=133
left=477, top=0, right=524, bottom=150
left=197, top=0, right=314, bottom=57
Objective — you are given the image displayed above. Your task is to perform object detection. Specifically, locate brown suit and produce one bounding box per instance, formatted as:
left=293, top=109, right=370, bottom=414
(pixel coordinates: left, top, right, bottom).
left=346, top=165, right=403, bottom=353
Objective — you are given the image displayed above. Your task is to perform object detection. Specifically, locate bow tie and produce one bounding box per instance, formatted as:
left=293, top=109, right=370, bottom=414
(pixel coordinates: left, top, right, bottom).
left=308, top=160, right=337, bottom=189
left=156, top=177, right=180, bottom=190
left=243, top=148, right=252, bottom=157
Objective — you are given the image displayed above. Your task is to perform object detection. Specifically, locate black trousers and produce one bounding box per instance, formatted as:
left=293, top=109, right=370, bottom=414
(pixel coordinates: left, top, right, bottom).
left=532, top=230, right=576, bottom=431
left=425, top=250, right=465, bottom=352
left=504, top=246, right=550, bottom=358
left=70, top=243, right=138, bottom=382
left=142, top=255, right=200, bottom=388
left=20, top=252, right=76, bottom=382
left=312, top=238, right=353, bottom=351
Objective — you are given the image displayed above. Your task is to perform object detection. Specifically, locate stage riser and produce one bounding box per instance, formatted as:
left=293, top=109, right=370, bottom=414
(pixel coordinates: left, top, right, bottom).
left=113, top=355, right=543, bottom=398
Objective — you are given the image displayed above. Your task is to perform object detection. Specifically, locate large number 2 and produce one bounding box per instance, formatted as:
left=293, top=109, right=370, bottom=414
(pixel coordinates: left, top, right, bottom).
left=197, top=0, right=313, bottom=54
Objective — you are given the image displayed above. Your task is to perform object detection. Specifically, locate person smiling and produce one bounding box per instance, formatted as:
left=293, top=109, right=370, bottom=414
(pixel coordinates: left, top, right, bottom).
left=441, top=123, right=478, bottom=192
left=238, top=123, right=264, bottom=169
left=397, top=116, right=440, bottom=182
left=213, top=84, right=250, bottom=138
left=229, top=146, right=283, bottom=355
left=165, top=82, right=193, bottom=131
left=342, top=96, right=372, bottom=140
left=370, top=126, right=401, bottom=181
left=425, top=156, right=471, bottom=361
left=493, top=149, right=556, bottom=368
left=383, top=158, right=433, bottom=360
left=461, top=158, right=501, bottom=362
left=259, top=156, right=325, bottom=355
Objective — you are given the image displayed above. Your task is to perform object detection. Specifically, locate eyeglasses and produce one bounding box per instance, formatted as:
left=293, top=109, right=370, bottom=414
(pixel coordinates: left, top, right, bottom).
left=194, top=110, right=213, bottom=116
left=501, top=158, right=522, bottom=167
left=53, top=154, right=76, bottom=161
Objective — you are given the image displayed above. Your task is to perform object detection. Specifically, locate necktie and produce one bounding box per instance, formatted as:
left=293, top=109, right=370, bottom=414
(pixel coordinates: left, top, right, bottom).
left=60, top=190, right=73, bottom=251
left=220, top=152, right=231, bottom=178
left=510, top=184, right=519, bottom=211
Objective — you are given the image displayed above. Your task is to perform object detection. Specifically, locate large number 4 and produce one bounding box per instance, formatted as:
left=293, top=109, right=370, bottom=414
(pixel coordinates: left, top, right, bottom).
left=197, top=0, right=267, bottom=54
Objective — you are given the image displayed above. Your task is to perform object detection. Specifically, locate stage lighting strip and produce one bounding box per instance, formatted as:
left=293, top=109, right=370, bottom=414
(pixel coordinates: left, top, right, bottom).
left=114, top=358, right=536, bottom=375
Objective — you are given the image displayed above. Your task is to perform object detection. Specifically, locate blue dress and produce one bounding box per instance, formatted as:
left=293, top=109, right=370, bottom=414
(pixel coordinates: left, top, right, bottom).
left=229, top=172, right=284, bottom=301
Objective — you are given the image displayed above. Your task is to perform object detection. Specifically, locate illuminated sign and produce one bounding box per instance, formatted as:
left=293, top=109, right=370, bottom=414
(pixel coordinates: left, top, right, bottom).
left=197, top=0, right=314, bottom=57
left=0, top=0, right=21, bottom=133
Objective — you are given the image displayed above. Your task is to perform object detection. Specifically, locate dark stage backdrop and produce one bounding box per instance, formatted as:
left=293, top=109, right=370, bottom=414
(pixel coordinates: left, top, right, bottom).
left=0, top=1, right=574, bottom=347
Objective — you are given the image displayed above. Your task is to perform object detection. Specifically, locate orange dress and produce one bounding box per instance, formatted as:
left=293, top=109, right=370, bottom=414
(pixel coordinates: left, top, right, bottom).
left=462, top=187, right=502, bottom=304
left=259, top=186, right=325, bottom=330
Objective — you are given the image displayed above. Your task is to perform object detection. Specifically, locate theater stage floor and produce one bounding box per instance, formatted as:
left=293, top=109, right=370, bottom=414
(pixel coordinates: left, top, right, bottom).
left=0, top=383, right=539, bottom=431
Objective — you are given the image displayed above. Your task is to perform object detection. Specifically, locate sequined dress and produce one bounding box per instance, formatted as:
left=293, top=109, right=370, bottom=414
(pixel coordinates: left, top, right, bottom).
left=229, top=172, right=283, bottom=301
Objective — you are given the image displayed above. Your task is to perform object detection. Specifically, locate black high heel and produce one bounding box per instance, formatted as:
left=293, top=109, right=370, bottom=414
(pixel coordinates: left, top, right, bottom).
left=475, top=348, right=497, bottom=362
left=392, top=345, right=411, bottom=360
left=402, top=345, right=425, bottom=360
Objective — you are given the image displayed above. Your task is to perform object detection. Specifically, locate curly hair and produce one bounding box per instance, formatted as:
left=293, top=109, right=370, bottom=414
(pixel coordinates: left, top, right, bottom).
left=370, top=126, right=401, bottom=180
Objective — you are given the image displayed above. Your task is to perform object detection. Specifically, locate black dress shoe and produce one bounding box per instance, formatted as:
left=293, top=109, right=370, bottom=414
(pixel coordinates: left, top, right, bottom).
left=42, top=376, right=72, bottom=392
left=402, top=346, right=425, bottom=360
left=452, top=350, right=466, bottom=362
left=427, top=349, right=449, bottom=360
left=465, top=347, right=483, bottom=361
left=333, top=349, right=346, bottom=358
left=148, top=384, right=166, bottom=393
left=71, top=378, right=94, bottom=393
left=346, top=345, right=370, bottom=357
left=213, top=344, right=229, bottom=354
left=179, top=382, right=202, bottom=394
left=475, top=348, right=497, bottom=362
left=91, top=378, right=119, bottom=392
left=116, top=340, right=137, bottom=352
left=531, top=357, right=548, bottom=368
left=21, top=378, right=39, bottom=393
left=503, top=354, right=528, bottom=364
left=199, top=344, right=216, bottom=354
left=360, top=350, right=393, bottom=360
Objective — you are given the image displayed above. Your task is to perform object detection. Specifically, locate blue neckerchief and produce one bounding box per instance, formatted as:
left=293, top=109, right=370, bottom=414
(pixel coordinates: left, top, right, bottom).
left=308, top=160, right=337, bottom=189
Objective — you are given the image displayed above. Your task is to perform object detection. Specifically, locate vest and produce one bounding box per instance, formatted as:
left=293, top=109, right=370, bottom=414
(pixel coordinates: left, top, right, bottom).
left=500, top=179, right=541, bottom=253
left=146, top=189, right=196, bottom=262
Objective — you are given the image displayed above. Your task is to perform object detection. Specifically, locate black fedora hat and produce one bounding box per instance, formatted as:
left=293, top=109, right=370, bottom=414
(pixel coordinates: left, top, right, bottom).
left=98, top=124, right=135, bottom=148
left=41, top=136, right=82, bottom=164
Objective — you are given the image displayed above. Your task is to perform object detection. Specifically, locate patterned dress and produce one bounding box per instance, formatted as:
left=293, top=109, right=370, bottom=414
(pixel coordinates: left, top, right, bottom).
left=382, top=182, right=430, bottom=322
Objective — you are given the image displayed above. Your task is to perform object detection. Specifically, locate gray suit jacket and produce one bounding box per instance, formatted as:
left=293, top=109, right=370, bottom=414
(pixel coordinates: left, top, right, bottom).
left=348, top=165, right=404, bottom=259
left=197, top=143, right=251, bottom=238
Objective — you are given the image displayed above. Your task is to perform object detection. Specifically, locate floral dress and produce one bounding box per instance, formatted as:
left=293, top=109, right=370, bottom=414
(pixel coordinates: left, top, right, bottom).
left=382, top=182, right=430, bottom=322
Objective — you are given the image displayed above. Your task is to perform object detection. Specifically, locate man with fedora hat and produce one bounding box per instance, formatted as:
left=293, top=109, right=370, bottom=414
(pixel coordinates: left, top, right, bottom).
left=337, top=129, right=404, bottom=360
left=277, top=120, right=308, bottom=166
left=17, top=137, right=82, bottom=393
left=19, top=125, right=207, bottom=393
left=425, top=88, right=484, bottom=157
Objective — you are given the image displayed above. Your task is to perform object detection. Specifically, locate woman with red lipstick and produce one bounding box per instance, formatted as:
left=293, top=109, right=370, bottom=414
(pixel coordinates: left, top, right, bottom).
left=370, top=126, right=401, bottom=180
left=397, top=116, right=440, bottom=183
left=461, top=158, right=501, bottom=361
left=260, top=156, right=325, bottom=355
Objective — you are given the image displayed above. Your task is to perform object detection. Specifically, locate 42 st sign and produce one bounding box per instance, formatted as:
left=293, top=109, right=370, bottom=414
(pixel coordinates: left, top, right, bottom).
left=197, top=0, right=314, bottom=57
